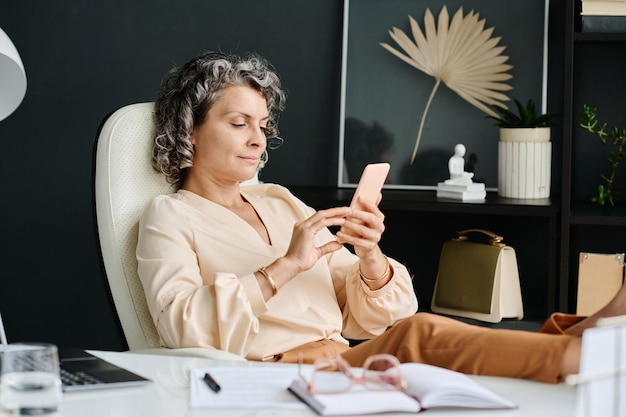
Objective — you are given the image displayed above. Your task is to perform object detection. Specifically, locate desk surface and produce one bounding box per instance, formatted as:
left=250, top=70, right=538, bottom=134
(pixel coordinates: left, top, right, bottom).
left=60, top=350, right=578, bottom=417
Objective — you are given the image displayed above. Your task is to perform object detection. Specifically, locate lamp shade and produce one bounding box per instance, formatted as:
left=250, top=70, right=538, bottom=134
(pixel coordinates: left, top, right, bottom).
left=0, top=27, right=27, bottom=122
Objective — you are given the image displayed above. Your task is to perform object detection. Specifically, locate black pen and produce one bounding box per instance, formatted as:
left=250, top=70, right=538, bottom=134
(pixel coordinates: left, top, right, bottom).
left=203, top=372, right=221, bottom=393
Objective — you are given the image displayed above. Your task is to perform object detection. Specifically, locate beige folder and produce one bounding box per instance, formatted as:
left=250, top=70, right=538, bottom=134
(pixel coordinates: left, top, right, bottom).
left=576, top=253, right=625, bottom=316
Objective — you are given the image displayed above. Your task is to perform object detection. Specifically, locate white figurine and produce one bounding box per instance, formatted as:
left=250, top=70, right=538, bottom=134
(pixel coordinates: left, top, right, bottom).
left=436, top=143, right=486, bottom=201
left=445, top=144, right=474, bottom=185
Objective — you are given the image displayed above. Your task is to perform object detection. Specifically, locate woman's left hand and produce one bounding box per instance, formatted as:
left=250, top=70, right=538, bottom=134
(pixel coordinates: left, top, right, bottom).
left=337, top=195, right=391, bottom=289
left=336, top=195, right=385, bottom=260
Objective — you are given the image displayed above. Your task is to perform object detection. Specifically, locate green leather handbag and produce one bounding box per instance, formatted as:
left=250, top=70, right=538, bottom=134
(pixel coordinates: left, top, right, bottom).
left=431, top=229, right=524, bottom=323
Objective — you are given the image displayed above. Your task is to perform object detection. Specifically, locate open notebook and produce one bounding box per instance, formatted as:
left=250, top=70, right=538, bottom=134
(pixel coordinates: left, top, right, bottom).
left=0, top=311, right=150, bottom=391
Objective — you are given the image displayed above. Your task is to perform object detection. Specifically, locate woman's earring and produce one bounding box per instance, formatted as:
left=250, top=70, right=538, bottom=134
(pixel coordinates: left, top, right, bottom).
left=259, top=150, right=268, bottom=169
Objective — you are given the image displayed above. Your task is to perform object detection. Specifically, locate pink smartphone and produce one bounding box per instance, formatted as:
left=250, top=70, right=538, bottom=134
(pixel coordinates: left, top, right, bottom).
left=339, top=163, right=390, bottom=237
left=350, top=162, right=390, bottom=209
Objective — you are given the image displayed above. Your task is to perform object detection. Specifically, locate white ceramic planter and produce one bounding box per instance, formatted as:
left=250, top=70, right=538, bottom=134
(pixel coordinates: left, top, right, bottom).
left=498, top=127, right=551, bottom=199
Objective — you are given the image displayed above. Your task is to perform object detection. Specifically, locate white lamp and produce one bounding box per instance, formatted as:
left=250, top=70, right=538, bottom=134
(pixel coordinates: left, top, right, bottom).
left=0, top=27, right=27, bottom=121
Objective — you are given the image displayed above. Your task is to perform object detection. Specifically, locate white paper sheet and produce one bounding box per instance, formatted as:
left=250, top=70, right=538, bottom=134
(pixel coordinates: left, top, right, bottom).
left=189, top=366, right=307, bottom=410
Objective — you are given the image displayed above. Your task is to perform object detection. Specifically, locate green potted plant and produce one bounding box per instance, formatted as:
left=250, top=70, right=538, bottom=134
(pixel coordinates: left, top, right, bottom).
left=488, top=99, right=556, bottom=127
left=579, top=104, right=626, bottom=206
left=487, top=99, right=558, bottom=199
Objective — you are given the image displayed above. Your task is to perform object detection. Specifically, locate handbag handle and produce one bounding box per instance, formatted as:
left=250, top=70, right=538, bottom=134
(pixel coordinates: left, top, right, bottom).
left=452, top=229, right=506, bottom=247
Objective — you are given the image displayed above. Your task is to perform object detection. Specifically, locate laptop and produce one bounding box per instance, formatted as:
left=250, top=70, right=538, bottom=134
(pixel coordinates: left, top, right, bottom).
left=0, top=312, right=151, bottom=392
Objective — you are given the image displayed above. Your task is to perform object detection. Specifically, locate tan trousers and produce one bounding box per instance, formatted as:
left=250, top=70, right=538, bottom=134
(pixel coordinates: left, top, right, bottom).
left=276, top=312, right=582, bottom=384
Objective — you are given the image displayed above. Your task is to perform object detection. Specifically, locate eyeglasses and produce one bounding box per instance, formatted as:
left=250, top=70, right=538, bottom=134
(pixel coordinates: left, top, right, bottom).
left=298, top=354, right=406, bottom=395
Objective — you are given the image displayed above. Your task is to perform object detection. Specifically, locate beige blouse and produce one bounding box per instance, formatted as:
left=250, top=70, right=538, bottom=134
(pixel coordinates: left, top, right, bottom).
left=136, top=184, right=418, bottom=361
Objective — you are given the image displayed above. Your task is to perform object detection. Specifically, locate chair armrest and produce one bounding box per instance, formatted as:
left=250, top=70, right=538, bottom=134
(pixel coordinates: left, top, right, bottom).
left=127, top=347, right=247, bottom=361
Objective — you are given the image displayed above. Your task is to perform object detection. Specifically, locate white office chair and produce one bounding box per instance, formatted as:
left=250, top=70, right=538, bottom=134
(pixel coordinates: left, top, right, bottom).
left=94, top=102, right=246, bottom=361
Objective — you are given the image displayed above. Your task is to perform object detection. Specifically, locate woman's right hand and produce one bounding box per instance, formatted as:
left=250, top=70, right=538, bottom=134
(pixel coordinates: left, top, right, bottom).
left=256, top=207, right=350, bottom=299
left=282, top=206, right=351, bottom=275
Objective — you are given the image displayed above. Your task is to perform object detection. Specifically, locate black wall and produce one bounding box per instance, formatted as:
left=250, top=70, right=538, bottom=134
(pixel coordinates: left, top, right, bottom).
left=0, top=0, right=565, bottom=350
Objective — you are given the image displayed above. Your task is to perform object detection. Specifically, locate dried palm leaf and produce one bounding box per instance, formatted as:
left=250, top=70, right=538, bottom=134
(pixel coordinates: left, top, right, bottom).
left=380, top=6, right=513, bottom=164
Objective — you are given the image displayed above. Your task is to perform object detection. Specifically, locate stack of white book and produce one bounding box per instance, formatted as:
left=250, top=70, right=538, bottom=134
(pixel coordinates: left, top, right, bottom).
left=581, top=0, right=626, bottom=32
left=436, top=182, right=486, bottom=201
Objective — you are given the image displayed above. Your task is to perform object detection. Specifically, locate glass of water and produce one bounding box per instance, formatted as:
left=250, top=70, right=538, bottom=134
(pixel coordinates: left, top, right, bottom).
left=0, top=343, right=62, bottom=416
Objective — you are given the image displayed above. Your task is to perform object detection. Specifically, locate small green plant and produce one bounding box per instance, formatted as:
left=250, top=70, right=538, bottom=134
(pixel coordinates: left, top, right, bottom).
left=579, top=104, right=626, bottom=206
left=487, top=98, right=557, bottom=128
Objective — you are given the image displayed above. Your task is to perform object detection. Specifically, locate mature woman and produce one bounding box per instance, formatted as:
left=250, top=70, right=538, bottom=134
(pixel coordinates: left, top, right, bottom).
left=137, top=51, right=626, bottom=383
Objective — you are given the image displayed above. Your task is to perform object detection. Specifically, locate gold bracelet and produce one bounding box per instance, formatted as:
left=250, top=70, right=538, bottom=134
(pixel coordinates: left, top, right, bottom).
left=359, top=257, right=391, bottom=282
left=257, top=266, right=278, bottom=296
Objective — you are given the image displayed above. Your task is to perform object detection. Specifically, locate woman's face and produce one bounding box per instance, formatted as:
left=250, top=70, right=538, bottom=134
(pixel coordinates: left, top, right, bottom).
left=188, top=85, right=269, bottom=185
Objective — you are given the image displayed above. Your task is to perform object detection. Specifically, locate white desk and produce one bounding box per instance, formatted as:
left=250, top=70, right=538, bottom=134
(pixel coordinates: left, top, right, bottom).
left=60, top=350, right=577, bottom=417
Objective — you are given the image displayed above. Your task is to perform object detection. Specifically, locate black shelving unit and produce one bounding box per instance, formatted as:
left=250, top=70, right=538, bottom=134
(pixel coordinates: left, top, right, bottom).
left=560, top=1, right=626, bottom=312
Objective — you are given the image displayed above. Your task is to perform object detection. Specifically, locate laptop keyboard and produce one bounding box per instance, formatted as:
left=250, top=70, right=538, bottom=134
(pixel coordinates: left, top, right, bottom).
left=60, top=368, right=104, bottom=387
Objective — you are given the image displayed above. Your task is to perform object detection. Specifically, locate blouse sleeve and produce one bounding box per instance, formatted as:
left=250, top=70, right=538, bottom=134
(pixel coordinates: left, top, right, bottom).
left=136, top=195, right=265, bottom=356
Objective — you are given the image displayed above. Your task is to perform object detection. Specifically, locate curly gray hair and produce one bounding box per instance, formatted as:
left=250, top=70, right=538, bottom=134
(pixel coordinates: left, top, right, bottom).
left=153, top=51, right=287, bottom=189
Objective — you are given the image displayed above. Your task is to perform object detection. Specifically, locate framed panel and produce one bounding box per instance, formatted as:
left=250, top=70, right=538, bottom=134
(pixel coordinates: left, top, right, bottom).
left=338, top=0, right=548, bottom=190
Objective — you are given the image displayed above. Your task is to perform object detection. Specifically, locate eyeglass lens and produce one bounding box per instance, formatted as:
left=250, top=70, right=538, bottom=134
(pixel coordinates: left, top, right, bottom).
left=363, top=357, right=402, bottom=390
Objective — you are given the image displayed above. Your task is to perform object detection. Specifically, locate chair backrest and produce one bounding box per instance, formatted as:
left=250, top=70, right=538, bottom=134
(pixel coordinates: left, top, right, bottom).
left=94, top=102, right=168, bottom=349
left=95, top=102, right=260, bottom=351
